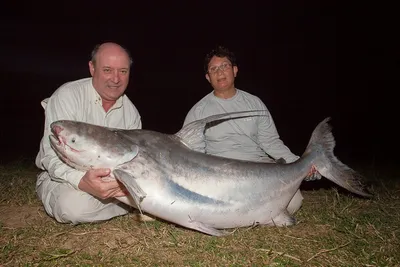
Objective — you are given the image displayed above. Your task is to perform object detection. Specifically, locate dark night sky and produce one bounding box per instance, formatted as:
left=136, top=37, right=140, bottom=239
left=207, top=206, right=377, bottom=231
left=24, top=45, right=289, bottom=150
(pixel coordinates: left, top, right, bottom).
left=0, top=2, right=398, bottom=167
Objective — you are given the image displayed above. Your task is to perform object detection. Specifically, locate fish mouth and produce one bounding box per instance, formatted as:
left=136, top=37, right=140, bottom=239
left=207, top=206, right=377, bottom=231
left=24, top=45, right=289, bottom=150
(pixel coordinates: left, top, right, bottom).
left=49, top=134, right=80, bottom=169
left=49, top=133, right=65, bottom=156
left=48, top=132, right=69, bottom=164
left=49, top=124, right=84, bottom=154
left=49, top=125, right=64, bottom=148
left=48, top=125, right=82, bottom=168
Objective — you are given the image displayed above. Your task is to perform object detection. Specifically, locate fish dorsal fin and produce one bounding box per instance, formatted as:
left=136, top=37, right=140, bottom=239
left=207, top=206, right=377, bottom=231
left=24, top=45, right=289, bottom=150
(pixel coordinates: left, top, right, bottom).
left=175, top=110, right=266, bottom=151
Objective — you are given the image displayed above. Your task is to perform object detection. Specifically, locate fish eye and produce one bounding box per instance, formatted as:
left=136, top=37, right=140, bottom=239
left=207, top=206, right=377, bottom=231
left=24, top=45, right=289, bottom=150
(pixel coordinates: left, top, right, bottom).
left=71, top=137, right=76, bottom=143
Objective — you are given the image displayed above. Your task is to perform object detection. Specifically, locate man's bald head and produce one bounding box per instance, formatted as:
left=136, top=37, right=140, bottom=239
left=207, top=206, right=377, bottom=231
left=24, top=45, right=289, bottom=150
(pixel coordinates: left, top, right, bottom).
left=88, top=42, right=133, bottom=111
left=90, top=42, right=133, bottom=67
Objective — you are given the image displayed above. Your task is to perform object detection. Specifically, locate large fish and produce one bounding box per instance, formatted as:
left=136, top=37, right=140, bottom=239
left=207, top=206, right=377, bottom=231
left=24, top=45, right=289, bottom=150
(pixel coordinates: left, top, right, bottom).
left=49, top=111, right=372, bottom=236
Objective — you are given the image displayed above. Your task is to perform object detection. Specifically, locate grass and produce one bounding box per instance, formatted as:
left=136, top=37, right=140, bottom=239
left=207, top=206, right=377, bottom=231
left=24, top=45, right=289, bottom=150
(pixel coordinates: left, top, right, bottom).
left=0, top=160, right=399, bottom=266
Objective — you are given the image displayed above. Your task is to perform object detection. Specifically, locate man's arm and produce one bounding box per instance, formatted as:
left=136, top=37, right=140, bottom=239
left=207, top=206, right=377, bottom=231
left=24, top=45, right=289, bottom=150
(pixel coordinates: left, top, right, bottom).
left=37, top=93, right=87, bottom=189
left=256, top=103, right=322, bottom=179
left=37, top=92, right=127, bottom=198
left=256, top=106, right=300, bottom=163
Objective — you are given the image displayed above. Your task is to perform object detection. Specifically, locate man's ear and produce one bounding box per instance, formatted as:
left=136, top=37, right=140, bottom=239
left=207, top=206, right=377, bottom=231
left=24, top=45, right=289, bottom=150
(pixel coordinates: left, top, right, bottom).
left=233, top=66, right=238, bottom=77
left=89, top=61, right=95, bottom=76
left=205, top=73, right=211, bottom=83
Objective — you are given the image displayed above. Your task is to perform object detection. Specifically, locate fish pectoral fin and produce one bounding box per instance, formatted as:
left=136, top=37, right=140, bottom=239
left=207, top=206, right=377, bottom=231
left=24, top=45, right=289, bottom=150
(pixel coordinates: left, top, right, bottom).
left=117, top=145, right=139, bottom=165
left=113, top=169, right=147, bottom=214
left=269, top=210, right=296, bottom=227
left=188, top=219, right=233, bottom=237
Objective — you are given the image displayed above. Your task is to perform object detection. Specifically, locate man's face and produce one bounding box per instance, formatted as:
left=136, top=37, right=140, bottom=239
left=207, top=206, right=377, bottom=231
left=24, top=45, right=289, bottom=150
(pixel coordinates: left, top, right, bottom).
left=206, top=56, right=238, bottom=92
left=89, top=47, right=131, bottom=102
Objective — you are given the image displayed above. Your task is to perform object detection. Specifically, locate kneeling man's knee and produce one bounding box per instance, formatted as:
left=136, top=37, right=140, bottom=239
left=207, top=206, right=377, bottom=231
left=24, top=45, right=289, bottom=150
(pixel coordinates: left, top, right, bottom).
left=50, top=188, right=128, bottom=224
left=52, top=190, right=92, bottom=224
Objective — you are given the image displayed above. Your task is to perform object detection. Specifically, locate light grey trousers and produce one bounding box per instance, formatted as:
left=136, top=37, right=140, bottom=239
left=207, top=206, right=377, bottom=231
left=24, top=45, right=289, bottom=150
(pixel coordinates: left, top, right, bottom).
left=287, top=189, right=304, bottom=215
left=36, top=172, right=131, bottom=224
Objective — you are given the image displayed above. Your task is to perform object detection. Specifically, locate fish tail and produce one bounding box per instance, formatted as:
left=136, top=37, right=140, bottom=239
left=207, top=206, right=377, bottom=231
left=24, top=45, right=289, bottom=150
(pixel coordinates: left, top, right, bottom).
left=303, top=117, right=372, bottom=198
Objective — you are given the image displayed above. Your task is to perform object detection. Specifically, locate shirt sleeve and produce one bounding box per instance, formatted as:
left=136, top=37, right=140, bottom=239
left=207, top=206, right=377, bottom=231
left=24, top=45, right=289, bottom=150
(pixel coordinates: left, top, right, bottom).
left=35, top=91, right=86, bottom=190
left=256, top=103, right=300, bottom=163
left=128, top=107, right=142, bottom=130
left=124, top=96, right=142, bottom=130
left=183, top=106, right=198, bottom=126
left=132, top=115, right=142, bottom=129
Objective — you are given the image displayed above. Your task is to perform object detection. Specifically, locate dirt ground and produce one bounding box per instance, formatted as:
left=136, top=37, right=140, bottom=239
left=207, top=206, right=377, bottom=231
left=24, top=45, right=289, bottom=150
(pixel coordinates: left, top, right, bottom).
left=0, top=205, right=47, bottom=229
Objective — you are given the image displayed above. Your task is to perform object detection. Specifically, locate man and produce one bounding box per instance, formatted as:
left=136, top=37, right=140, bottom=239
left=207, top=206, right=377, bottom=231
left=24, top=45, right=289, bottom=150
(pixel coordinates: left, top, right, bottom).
left=35, top=42, right=143, bottom=224
left=183, top=45, right=320, bottom=214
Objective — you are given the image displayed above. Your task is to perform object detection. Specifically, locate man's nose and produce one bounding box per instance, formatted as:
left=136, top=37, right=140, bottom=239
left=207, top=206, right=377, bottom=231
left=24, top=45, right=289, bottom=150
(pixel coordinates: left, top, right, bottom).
left=112, top=70, right=120, bottom=83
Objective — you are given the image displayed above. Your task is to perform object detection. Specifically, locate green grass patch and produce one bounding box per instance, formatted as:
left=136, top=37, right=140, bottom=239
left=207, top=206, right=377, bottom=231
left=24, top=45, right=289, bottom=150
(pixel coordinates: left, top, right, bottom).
left=0, top=162, right=399, bottom=266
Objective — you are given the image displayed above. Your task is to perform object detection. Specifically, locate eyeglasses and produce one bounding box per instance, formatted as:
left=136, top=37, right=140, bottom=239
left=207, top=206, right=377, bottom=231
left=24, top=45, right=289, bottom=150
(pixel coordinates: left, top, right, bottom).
left=208, top=62, right=232, bottom=74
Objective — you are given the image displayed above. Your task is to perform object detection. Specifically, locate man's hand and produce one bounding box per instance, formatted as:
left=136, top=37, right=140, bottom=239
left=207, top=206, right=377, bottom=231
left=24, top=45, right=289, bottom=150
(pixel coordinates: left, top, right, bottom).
left=78, top=168, right=127, bottom=199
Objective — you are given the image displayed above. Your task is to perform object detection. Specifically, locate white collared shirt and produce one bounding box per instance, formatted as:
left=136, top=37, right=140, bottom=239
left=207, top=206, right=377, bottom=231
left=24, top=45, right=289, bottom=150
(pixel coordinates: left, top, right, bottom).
left=35, top=77, right=142, bottom=189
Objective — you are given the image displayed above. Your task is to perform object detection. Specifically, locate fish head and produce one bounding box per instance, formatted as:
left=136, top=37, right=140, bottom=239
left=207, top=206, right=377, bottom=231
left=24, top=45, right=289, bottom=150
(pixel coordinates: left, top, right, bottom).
left=49, top=120, right=138, bottom=171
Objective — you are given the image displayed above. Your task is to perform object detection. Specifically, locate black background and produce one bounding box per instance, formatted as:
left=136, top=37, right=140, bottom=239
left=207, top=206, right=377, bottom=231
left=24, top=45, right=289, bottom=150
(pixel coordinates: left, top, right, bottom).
left=1, top=1, right=398, bottom=169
